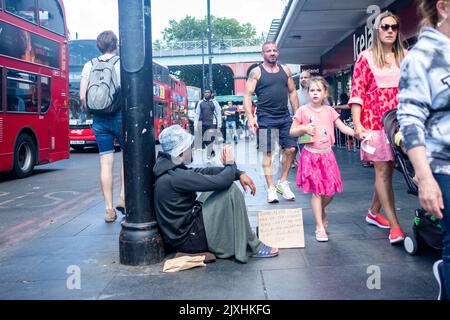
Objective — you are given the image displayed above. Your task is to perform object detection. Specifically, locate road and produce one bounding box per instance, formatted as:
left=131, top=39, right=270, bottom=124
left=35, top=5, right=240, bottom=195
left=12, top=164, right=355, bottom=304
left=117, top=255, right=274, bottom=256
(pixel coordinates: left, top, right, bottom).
left=0, top=147, right=123, bottom=256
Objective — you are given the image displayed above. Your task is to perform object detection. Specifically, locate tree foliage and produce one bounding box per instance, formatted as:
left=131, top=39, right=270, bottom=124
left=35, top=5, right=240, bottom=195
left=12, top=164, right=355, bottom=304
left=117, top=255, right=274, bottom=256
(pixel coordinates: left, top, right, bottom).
left=159, top=16, right=258, bottom=95
left=161, top=15, right=257, bottom=43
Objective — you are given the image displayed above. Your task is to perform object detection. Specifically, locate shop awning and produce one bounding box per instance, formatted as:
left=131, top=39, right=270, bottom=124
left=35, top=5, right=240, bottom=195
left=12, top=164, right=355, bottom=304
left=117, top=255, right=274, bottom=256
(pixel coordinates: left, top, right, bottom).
left=275, top=0, right=397, bottom=64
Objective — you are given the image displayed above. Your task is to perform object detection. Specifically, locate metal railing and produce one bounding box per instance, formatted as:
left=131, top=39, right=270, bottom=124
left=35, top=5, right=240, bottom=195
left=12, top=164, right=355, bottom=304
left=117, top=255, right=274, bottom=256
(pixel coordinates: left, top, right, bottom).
left=334, top=119, right=361, bottom=152
left=152, top=38, right=263, bottom=57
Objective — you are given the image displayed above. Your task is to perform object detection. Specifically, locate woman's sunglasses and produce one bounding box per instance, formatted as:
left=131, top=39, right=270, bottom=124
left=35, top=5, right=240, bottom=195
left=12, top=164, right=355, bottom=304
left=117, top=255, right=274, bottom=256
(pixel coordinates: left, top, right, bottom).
left=379, top=23, right=399, bottom=31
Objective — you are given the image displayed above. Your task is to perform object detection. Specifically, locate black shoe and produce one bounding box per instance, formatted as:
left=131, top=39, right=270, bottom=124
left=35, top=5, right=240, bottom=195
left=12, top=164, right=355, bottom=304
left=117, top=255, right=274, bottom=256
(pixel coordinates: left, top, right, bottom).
left=116, top=198, right=126, bottom=215
left=116, top=205, right=126, bottom=216
left=210, top=150, right=216, bottom=158
left=433, top=260, right=448, bottom=300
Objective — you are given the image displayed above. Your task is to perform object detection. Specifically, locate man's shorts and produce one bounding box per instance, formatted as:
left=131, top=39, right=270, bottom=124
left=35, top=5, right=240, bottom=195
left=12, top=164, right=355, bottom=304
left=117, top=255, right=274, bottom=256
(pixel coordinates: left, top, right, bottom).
left=257, top=113, right=297, bottom=153
left=92, top=112, right=124, bottom=155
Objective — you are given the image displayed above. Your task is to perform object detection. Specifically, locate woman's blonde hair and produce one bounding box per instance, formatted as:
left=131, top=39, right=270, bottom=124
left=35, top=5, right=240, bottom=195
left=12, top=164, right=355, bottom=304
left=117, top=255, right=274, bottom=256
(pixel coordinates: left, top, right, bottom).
left=371, top=11, right=406, bottom=68
left=417, top=0, right=449, bottom=28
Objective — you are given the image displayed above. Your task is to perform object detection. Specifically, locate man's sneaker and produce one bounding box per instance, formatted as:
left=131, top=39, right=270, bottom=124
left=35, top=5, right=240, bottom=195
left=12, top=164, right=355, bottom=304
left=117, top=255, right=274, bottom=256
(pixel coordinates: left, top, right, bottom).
left=105, top=209, right=117, bottom=223
left=366, top=210, right=390, bottom=229
left=433, top=260, right=448, bottom=300
left=267, top=186, right=279, bottom=203
left=389, top=227, right=405, bottom=244
left=275, top=180, right=295, bottom=201
left=315, top=229, right=329, bottom=242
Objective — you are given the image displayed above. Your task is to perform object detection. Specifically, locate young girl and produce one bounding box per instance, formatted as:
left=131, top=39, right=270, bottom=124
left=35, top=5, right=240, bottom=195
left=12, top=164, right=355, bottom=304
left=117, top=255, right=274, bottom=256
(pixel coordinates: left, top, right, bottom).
left=290, top=77, right=354, bottom=242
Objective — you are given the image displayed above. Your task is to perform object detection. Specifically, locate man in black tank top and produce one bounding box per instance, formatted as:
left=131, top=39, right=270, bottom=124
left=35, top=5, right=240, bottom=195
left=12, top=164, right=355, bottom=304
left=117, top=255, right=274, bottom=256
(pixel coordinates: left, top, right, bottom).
left=243, top=42, right=300, bottom=204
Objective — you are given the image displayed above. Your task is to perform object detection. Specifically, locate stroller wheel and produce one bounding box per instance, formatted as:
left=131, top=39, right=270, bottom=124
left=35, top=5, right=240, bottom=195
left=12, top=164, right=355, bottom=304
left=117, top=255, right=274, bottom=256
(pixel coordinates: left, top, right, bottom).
left=404, top=235, right=419, bottom=255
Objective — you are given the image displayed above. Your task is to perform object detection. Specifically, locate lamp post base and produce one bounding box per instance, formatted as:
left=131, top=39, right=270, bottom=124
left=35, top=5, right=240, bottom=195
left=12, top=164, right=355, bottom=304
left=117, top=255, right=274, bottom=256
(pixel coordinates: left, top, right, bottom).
left=119, top=221, right=165, bottom=266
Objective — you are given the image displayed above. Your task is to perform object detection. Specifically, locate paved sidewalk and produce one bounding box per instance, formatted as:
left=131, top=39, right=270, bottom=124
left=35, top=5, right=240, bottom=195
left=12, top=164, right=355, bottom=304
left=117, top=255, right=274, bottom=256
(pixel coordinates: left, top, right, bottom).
left=0, top=139, right=440, bottom=300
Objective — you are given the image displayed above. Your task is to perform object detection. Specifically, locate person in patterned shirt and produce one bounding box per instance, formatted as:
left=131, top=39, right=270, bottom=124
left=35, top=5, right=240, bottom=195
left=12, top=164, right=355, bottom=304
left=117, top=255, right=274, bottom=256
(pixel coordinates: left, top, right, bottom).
left=397, top=0, right=450, bottom=300
left=349, top=11, right=408, bottom=244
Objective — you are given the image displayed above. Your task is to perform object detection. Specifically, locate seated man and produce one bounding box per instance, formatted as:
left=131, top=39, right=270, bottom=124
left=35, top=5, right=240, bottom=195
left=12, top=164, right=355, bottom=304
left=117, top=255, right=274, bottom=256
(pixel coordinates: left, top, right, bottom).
left=154, top=125, right=278, bottom=263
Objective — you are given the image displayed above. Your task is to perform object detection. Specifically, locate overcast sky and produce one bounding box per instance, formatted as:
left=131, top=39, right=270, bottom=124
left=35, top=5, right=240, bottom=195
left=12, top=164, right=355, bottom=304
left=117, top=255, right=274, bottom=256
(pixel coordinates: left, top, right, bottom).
left=64, top=0, right=287, bottom=41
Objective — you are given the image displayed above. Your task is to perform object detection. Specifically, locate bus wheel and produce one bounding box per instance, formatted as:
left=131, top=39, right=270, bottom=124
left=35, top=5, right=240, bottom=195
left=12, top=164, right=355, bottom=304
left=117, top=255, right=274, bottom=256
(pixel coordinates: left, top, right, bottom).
left=13, top=134, right=36, bottom=178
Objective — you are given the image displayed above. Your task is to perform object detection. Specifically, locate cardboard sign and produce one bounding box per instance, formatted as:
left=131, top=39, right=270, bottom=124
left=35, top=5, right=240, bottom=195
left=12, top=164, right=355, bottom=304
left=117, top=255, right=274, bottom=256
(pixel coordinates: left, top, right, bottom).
left=258, top=208, right=305, bottom=248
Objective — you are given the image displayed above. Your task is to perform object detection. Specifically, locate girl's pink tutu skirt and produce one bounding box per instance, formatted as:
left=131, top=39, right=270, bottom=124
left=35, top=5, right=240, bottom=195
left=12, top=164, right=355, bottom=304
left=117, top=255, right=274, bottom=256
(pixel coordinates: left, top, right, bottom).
left=296, top=147, right=343, bottom=196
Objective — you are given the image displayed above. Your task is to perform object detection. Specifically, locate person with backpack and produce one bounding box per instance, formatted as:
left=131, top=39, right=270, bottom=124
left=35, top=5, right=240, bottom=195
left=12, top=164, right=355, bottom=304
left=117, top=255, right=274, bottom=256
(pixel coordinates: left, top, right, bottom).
left=79, top=30, right=125, bottom=223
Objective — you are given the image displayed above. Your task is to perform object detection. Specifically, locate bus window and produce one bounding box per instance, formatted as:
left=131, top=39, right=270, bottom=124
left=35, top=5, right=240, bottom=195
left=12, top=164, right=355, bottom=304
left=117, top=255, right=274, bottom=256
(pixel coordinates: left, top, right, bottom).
left=38, top=0, right=65, bottom=35
left=154, top=65, right=162, bottom=82
left=155, top=101, right=168, bottom=119
left=155, top=102, right=162, bottom=119
left=162, top=102, right=168, bottom=118
left=69, top=40, right=99, bottom=67
left=6, top=69, right=38, bottom=113
left=40, top=76, right=51, bottom=113
left=5, top=0, right=37, bottom=23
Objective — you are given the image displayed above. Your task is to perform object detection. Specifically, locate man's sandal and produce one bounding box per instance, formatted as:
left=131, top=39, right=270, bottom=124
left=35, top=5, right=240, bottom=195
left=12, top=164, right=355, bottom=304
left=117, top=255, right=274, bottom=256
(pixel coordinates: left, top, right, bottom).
left=252, top=244, right=279, bottom=258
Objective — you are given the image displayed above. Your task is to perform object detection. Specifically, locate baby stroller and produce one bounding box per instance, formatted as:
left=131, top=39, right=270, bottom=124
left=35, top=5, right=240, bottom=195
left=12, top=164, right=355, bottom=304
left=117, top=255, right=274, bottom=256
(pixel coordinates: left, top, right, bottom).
left=382, top=109, right=443, bottom=255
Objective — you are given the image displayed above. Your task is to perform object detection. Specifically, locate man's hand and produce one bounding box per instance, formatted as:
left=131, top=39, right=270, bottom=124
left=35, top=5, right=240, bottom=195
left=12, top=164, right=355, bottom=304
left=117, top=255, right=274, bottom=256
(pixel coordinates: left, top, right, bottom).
left=418, top=176, right=444, bottom=219
left=248, top=118, right=259, bottom=135
left=239, top=173, right=256, bottom=196
left=221, top=145, right=235, bottom=165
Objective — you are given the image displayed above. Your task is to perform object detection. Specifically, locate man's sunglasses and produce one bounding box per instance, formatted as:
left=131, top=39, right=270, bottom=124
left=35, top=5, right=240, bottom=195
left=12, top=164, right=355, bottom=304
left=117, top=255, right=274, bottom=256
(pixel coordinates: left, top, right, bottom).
left=379, top=23, right=399, bottom=31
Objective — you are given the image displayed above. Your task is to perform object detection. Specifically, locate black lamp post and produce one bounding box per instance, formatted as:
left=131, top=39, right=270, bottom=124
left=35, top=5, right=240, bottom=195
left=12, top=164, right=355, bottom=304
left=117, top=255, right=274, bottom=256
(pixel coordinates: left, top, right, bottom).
left=118, top=0, right=165, bottom=265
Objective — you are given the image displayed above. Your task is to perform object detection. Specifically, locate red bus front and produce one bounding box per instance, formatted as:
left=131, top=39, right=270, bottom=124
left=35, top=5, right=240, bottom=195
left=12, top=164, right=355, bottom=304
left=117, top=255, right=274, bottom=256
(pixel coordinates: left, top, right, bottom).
left=69, top=90, right=96, bottom=150
left=153, top=80, right=171, bottom=140
left=0, top=1, right=69, bottom=178
left=68, top=40, right=98, bottom=151
left=170, top=76, right=189, bottom=130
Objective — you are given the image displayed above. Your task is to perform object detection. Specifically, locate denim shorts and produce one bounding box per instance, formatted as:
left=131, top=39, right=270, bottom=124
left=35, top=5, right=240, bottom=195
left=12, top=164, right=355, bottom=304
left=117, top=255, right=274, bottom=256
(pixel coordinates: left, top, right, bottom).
left=257, top=113, right=297, bottom=153
left=92, top=112, right=124, bottom=155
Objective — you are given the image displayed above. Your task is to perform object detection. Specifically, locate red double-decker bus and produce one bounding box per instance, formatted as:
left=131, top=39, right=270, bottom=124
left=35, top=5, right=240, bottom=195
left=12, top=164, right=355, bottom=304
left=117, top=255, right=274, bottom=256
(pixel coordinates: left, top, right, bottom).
left=170, top=75, right=189, bottom=131
left=153, top=60, right=171, bottom=140
left=0, top=0, right=69, bottom=177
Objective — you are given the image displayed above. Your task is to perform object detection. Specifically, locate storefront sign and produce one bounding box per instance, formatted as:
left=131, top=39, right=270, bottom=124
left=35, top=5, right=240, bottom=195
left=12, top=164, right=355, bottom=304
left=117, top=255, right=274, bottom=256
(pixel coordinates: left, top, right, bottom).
left=301, top=65, right=321, bottom=76
left=353, top=25, right=374, bottom=61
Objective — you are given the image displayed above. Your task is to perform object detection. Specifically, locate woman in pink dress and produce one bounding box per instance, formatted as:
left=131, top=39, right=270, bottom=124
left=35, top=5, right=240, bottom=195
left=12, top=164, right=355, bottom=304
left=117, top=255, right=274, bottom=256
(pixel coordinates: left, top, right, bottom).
left=349, top=11, right=407, bottom=244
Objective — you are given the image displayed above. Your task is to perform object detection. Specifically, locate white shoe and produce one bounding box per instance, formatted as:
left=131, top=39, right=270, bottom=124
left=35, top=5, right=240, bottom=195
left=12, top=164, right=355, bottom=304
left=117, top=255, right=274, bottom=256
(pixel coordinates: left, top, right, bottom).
left=433, top=260, right=447, bottom=300
left=276, top=180, right=295, bottom=200
left=315, top=229, right=329, bottom=242
left=267, top=186, right=279, bottom=203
